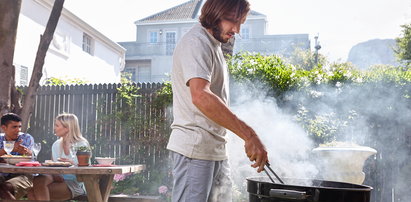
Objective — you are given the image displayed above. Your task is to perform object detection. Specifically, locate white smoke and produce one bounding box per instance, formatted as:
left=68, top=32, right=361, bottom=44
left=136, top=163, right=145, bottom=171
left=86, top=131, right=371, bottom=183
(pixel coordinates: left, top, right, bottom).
left=226, top=80, right=411, bottom=201
left=227, top=85, right=319, bottom=197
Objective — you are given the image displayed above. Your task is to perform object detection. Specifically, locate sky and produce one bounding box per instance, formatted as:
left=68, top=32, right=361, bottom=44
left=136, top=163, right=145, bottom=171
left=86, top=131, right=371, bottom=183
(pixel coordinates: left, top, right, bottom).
left=64, top=0, right=411, bottom=62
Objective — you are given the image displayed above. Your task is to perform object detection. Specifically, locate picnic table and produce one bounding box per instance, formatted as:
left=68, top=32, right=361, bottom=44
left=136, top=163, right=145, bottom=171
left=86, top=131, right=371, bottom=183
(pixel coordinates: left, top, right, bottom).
left=0, top=163, right=145, bottom=202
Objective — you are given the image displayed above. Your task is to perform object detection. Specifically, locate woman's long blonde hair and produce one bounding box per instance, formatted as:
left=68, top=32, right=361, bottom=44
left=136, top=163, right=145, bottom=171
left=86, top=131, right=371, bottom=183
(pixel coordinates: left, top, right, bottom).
left=55, top=113, right=86, bottom=144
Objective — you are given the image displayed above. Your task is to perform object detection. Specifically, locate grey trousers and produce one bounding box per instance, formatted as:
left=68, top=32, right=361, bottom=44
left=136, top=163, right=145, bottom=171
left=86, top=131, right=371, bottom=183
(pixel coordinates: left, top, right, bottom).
left=170, top=151, right=233, bottom=202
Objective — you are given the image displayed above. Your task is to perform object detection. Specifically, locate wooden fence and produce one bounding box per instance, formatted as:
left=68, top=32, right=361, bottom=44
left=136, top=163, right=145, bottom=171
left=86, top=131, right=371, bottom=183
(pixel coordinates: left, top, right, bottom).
left=362, top=116, right=411, bottom=202
left=28, top=83, right=172, bottom=177
left=25, top=83, right=410, bottom=201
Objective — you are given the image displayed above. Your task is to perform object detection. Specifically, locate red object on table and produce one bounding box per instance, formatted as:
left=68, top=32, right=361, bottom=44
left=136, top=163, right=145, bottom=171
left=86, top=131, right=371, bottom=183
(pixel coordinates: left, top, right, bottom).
left=15, top=161, right=41, bottom=167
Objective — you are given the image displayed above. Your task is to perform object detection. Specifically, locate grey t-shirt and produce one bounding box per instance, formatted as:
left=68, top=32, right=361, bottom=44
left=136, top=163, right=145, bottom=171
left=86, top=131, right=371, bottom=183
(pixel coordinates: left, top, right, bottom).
left=167, top=24, right=229, bottom=161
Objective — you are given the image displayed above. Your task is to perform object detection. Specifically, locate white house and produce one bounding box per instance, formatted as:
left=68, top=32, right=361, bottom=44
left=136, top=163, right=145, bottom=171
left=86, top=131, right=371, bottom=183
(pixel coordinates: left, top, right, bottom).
left=13, top=0, right=126, bottom=85
left=119, top=0, right=310, bottom=83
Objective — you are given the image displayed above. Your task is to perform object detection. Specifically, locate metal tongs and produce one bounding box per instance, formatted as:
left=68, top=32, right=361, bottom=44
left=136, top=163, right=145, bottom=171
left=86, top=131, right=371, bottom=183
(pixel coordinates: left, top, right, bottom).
left=264, top=162, right=284, bottom=184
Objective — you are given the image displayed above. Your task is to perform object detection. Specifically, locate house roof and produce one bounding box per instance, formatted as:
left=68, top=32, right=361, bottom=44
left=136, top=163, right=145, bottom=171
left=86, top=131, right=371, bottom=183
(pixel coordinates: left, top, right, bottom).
left=136, top=0, right=265, bottom=24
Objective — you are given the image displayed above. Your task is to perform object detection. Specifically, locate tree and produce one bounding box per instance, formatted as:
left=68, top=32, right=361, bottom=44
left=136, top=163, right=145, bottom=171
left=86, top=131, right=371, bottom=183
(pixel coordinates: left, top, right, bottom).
left=20, top=0, right=65, bottom=130
left=286, top=48, right=327, bottom=70
left=0, top=0, right=22, bottom=115
left=395, top=23, right=411, bottom=66
left=0, top=0, right=65, bottom=130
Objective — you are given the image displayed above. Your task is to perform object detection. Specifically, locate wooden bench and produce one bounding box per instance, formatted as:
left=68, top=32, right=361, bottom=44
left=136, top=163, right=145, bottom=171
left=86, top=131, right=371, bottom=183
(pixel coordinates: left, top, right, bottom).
left=73, top=194, right=161, bottom=202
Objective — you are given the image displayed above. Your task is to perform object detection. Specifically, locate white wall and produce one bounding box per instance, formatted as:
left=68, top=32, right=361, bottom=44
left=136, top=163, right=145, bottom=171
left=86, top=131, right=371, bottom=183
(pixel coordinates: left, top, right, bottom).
left=14, top=0, right=125, bottom=85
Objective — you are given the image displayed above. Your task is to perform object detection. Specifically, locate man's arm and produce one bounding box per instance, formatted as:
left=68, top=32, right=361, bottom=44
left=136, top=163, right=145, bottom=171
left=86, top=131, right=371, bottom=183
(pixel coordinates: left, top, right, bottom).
left=0, top=138, right=5, bottom=156
left=189, top=78, right=268, bottom=172
left=0, top=149, right=6, bottom=156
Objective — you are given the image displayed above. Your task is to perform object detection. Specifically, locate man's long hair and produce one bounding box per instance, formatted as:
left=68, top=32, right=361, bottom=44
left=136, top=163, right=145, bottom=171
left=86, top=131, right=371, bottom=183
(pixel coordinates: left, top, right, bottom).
left=199, top=0, right=250, bottom=29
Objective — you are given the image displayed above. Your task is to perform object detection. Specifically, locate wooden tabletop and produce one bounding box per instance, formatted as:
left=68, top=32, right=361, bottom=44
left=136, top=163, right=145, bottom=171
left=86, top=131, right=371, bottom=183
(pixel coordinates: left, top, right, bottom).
left=0, top=164, right=145, bottom=175
left=0, top=163, right=145, bottom=202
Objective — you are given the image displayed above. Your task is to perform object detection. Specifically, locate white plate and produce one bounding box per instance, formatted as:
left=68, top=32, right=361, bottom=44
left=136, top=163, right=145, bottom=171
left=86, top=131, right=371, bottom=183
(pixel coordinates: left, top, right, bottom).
left=1, top=156, right=32, bottom=165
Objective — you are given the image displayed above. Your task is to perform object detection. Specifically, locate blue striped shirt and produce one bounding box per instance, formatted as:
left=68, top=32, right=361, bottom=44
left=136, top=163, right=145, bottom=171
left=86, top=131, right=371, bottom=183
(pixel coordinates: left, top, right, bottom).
left=0, top=132, right=34, bottom=155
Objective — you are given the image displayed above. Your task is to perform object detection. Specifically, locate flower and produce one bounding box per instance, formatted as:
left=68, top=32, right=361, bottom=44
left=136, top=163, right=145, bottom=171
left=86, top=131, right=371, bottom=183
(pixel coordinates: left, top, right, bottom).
left=114, top=173, right=132, bottom=182
left=158, top=185, right=168, bottom=195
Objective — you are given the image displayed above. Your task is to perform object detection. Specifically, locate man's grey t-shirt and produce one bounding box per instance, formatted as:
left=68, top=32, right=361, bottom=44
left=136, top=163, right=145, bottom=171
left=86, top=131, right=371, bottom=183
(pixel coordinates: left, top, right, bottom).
left=167, top=24, right=229, bottom=161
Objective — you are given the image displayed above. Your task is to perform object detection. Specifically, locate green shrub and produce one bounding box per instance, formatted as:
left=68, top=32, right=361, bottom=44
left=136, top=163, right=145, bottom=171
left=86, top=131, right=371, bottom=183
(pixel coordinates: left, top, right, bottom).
left=227, top=52, right=411, bottom=144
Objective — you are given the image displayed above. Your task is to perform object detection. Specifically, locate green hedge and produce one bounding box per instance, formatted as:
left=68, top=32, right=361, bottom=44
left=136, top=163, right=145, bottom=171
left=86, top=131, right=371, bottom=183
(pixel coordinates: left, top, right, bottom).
left=227, top=52, right=411, bottom=144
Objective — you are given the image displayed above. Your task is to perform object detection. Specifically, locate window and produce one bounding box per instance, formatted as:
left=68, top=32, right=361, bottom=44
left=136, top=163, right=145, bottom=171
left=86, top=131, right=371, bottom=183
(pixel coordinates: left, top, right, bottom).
left=166, top=32, right=176, bottom=55
left=149, top=31, right=158, bottom=43
left=137, top=66, right=151, bottom=82
left=20, top=66, right=28, bottom=86
left=240, top=27, right=250, bottom=39
left=123, top=65, right=151, bottom=83
left=82, top=33, right=94, bottom=55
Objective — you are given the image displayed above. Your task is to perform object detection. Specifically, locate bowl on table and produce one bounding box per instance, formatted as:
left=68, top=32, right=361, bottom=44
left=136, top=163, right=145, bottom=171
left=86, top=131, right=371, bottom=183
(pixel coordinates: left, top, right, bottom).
left=94, top=157, right=116, bottom=165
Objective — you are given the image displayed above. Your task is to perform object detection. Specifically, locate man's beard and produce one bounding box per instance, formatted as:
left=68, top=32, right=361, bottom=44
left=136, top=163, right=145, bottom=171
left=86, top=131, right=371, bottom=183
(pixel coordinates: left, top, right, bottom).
left=211, top=25, right=229, bottom=43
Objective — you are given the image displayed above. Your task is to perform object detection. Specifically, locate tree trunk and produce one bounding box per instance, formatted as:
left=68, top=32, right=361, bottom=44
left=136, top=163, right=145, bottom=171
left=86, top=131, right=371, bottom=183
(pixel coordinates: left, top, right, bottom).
left=0, top=0, right=22, bottom=114
left=20, top=0, right=65, bottom=131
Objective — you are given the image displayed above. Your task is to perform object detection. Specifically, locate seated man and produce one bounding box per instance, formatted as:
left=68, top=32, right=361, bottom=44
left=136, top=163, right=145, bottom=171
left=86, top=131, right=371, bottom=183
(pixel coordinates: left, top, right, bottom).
left=0, top=113, right=34, bottom=199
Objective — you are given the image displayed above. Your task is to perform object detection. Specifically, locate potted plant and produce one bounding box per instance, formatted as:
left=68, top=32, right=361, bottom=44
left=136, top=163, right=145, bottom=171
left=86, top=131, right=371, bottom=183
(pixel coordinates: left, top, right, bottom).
left=75, top=146, right=91, bottom=166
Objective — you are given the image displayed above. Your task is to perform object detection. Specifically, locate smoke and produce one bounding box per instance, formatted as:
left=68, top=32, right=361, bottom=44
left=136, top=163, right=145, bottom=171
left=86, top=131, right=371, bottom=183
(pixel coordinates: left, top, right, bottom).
left=227, top=79, right=411, bottom=201
left=227, top=84, right=319, bottom=195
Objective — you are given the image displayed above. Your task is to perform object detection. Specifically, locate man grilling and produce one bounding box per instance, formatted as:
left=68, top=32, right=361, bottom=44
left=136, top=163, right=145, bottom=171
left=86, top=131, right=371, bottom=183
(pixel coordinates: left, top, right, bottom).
left=166, top=0, right=268, bottom=201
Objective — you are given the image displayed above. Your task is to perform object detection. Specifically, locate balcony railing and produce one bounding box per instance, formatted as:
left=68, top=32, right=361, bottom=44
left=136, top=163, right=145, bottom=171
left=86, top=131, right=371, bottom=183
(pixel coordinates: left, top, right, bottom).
left=119, top=42, right=175, bottom=57
left=119, top=35, right=310, bottom=57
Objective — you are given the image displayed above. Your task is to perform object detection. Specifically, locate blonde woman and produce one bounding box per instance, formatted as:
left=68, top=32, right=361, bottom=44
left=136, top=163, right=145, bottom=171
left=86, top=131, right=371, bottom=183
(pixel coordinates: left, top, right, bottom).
left=28, top=113, right=91, bottom=200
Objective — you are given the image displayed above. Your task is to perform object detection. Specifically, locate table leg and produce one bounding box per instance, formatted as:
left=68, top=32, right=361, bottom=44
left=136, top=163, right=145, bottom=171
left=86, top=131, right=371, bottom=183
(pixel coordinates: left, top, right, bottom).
left=77, top=174, right=103, bottom=202
left=99, top=174, right=114, bottom=202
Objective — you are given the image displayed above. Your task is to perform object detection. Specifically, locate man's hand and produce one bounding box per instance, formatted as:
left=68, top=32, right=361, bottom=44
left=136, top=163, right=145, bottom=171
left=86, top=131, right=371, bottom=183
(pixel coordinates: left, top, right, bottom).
left=12, top=140, right=30, bottom=155
left=244, top=135, right=268, bottom=173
